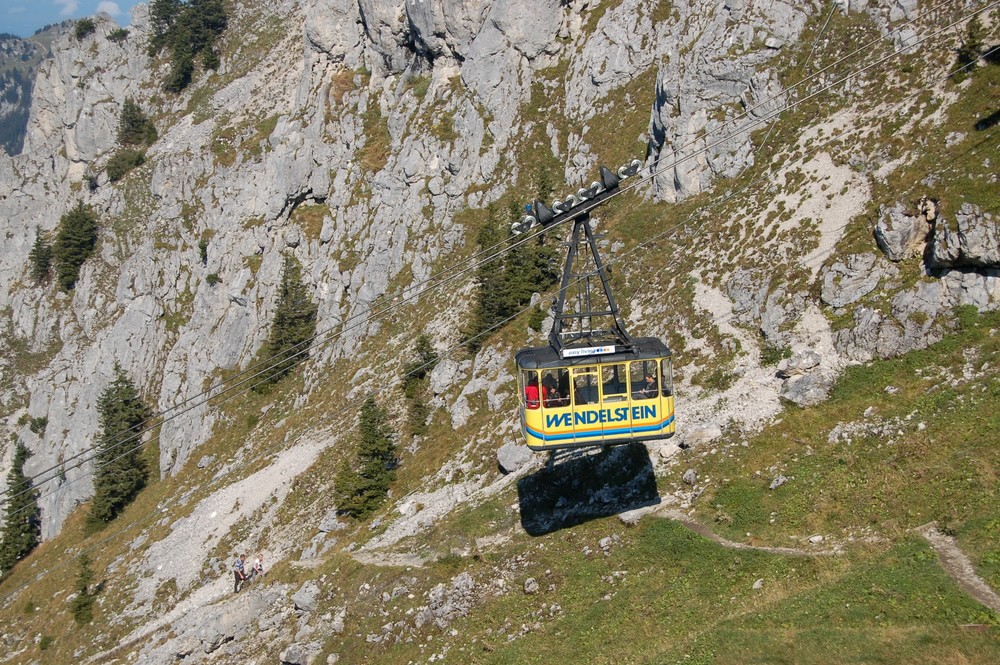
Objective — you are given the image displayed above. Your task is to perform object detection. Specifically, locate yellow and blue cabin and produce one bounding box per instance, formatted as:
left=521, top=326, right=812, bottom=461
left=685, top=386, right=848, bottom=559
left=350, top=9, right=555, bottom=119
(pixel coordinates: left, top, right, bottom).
left=515, top=337, right=675, bottom=451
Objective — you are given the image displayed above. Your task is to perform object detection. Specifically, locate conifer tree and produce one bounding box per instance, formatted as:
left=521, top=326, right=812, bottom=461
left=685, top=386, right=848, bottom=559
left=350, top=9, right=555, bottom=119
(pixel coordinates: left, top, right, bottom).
left=0, top=441, right=41, bottom=576
left=70, top=553, right=95, bottom=624
left=28, top=227, right=52, bottom=283
left=117, top=97, right=157, bottom=147
left=334, top=397, right=398, bottom=518
left=464, top=201, right=559, bottom=352
left=465, top=204, right=510, bottom=352
left=52, top=202, right=98, bottom=292
left=401, top=334, right=438, bottom=398
left=402, top=334, right=438, bottom=437
left=254, top=255, right=318, bottom=392
left=89, top=365, right=151, bottom=526
left=148, top=0, right=227, bottom=91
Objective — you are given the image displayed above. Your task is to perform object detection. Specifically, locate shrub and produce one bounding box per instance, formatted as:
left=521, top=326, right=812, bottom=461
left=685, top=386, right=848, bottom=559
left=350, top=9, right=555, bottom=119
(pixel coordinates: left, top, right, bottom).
left=107, top=28, right=129, bottom=43
left=28, top=417, right=47, bottom=435
left=106, top=148, right=145, bottom=182
left=74, top=19, right=96, bottom=41
left=205, top=272, right=221, bottom=286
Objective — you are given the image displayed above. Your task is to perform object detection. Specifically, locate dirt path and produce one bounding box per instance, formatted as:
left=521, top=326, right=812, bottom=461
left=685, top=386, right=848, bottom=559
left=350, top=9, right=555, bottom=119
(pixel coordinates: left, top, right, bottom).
left=918, top=523, right=1000, bottom=613
left=653, top=507, right=841, bottom=557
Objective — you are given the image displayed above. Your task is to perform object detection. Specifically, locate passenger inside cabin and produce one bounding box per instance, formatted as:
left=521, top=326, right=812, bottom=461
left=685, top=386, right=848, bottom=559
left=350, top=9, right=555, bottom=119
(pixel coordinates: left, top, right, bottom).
left=542, top=374, right=564, bottom=407
left=524, top=371, right=540, bottom=409
left=641, top=373, right=658, bottom=398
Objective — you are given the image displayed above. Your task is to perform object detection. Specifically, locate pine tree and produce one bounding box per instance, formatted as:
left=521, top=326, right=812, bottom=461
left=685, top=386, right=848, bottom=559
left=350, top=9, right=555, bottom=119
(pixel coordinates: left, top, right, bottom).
left=52, top=202, right=98, bottom=292
left=117, top=98, right=157, bottom=147
left=149, top=0, right=227, bottom=92
left=464, top=202, right=559, bottom=352
left=334, top=397, right=398, bottom=519
left=0, top=441, right=41, bottom=577
left=89, top=365, right=151, bottom=526
left=70, top=553, right=95, bottom=624
left=401, top=334, right=438, bottom=398
left=149, top=0, right=182, bottom=53
left=28, top=227, right=52, bottom=283
left=465, top=204, right=510, bottom=352
left=254, top=255, right=318, bottom=392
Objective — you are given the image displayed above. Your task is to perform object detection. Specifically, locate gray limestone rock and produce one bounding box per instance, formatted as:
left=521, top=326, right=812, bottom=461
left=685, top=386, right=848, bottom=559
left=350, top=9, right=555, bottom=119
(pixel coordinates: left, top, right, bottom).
left=777, top=350, right=821, bottom=379
left=780, top=373, right=834, bottom=407
left=682, top=468, right=698, bottom=485
left=292, top=581, right=321, bottom=613
left=496, top=441, right=534, bottom=474
left=769, top=475, right=788, bottom=490
left=523, top=577, right=539, bottom=594
left=929, top=204, right=1000, bottom=269
left=304, top=0, right=365, bottom=68
left=416, top=572, right=477, bottom=630
left=280, top=642, right=321, bottom=665
left=686, top=424, right=723, bottom=447
left=874, top=202, right=930, bottom=262
left=821, top=253, right=884, bottom=307
left=429, top=358, right=470, bottom=395
left=318, top=510, right=347, bottom=533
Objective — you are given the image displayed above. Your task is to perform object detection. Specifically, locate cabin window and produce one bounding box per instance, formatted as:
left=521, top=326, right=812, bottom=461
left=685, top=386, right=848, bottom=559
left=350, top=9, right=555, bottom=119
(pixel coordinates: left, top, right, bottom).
left=661, top=358, right=673, bottom=396
left=522, top=370, right=540, bottom=410
left=572, top=367, right=598, bottom=405
left=601, top=364, right=627, bottom=402
left=542, top=368, right=570, bottom=407
left=630, top=361, right=659, bottom=400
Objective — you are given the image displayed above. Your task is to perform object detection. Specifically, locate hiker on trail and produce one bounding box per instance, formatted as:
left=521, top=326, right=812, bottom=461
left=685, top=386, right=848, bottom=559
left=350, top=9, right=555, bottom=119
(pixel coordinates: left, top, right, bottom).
left=233, top=553, right=247, bottom=593
left=252, top=554, right=264, bottom=580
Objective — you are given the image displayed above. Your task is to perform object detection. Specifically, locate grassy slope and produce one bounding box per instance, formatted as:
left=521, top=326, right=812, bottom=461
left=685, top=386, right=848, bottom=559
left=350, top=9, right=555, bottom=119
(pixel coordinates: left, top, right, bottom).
left=317, top=310, right=997, bottom=665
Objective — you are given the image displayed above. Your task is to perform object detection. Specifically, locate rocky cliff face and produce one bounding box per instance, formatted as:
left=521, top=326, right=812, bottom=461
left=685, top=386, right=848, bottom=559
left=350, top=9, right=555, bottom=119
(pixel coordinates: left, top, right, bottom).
left=1, top=2, right=999, bottom=657
left=0, top=0, right=829, bottom=539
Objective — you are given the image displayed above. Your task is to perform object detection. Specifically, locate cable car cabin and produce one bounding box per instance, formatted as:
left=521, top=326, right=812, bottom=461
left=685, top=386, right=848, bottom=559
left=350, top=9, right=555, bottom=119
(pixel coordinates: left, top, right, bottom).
left=516, top=338, right=675, bottom=451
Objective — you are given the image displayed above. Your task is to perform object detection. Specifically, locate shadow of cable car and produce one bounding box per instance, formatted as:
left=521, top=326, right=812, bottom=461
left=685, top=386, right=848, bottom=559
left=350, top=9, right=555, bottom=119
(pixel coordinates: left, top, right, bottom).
left=975, top=108, right=1000, bottom=131
left=516, top=442, right=660, bottom=537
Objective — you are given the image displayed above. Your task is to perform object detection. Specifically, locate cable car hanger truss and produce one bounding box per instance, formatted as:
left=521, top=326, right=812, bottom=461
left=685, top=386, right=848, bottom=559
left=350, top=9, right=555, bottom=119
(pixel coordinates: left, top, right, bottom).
left=513, top=159, right=643, bottom=358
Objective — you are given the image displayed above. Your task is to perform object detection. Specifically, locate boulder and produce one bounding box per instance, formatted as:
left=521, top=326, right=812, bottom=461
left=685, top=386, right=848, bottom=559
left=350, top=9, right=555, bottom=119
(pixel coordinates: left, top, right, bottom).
left=682, top=469, right=698, bottom=486
left=292, top=581, right=320, bottom=613
left=820, top=253, right=884, bottom=307
left=318, top=510, right=346, bottom=533
left=780, top=373, right=834, bottom=407
left=496, top=441, right=534, bottom=474
left=280, top=642, right=321, bottom=665
left=685, top=424, right=722, bottom=447
left=874, top=202, right=930, bottom=262
left=929, top=203, right=1000, bottom=269
left=776, top=350, right=821, bottom=379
